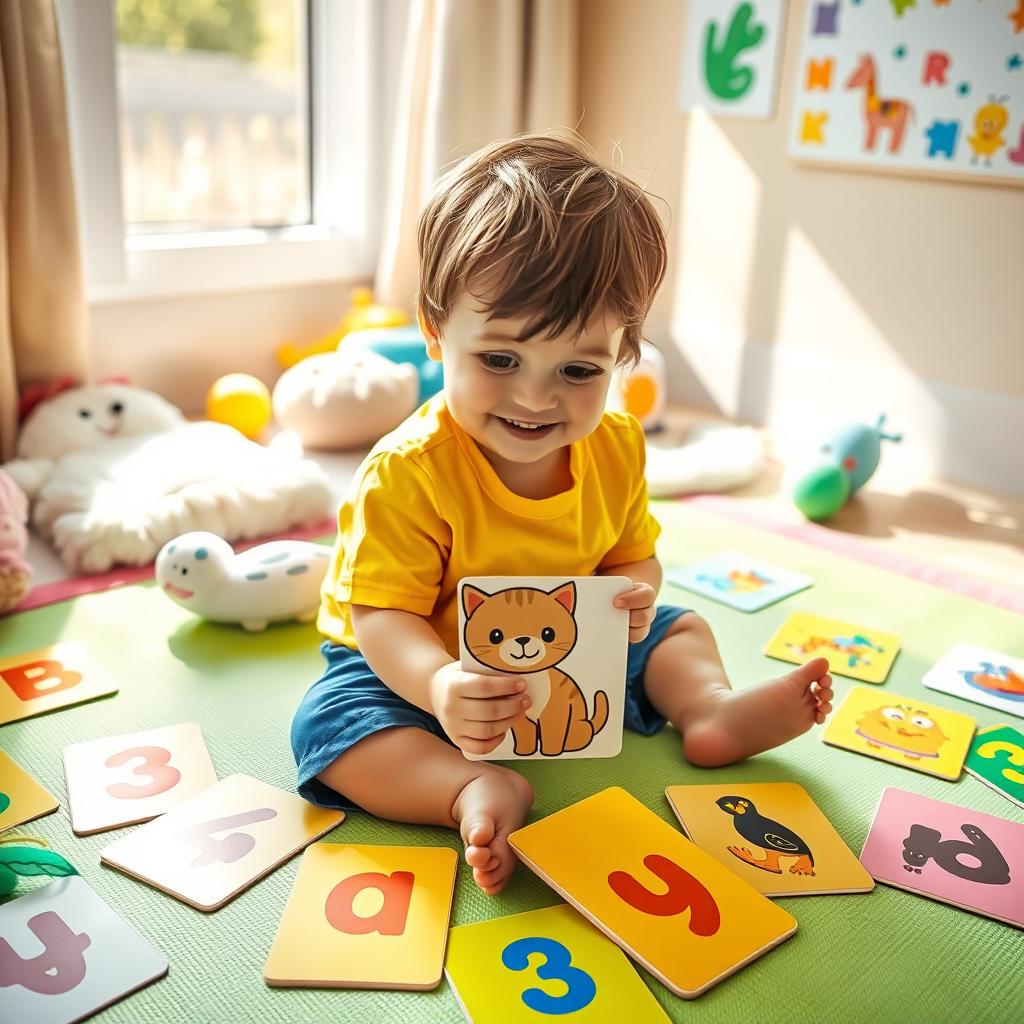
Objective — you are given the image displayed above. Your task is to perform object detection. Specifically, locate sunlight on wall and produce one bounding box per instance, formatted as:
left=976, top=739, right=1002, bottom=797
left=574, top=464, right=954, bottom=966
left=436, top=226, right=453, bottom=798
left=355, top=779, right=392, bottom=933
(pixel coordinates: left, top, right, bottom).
left=670, top=108, right=760, bottom=417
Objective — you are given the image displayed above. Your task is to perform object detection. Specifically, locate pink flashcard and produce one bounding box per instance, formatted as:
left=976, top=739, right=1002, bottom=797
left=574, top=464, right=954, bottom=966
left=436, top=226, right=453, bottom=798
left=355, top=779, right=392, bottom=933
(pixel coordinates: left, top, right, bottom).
left=860, top=787, right=1024, bottom=929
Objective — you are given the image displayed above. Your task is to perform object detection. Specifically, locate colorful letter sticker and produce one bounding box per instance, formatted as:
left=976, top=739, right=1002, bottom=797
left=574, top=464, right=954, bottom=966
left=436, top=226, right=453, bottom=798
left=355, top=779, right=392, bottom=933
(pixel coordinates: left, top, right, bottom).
left=964, top=723, right=1024, bottom=809
left=100, top=774, right=343, bottom=911
left=822, top=686, right=975, bottom=781
left=508, top=787, right=796, bottom=998
left=665, top=782, right=874, bottom=897
left=63, top=722, right=218, bottom=835
left=265, top=843, right=457, bottom=990
left=764, top=612, right=900, bottom=683
left=0, top=752, right=58, bottom=833
left=0, top=643, right=118, bottom=726
left=860, top=787, right=1024, bottom=928
left=445, top=903, right=670, bottom=1023
left=0, top=875, right=167, bottom=1024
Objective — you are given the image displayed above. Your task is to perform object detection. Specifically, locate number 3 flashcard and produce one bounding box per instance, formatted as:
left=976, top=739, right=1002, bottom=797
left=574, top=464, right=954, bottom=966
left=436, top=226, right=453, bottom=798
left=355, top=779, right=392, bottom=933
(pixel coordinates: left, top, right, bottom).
left=100, top=774, right=344, bottom=911
left=63, top=722, right=218, bottom=835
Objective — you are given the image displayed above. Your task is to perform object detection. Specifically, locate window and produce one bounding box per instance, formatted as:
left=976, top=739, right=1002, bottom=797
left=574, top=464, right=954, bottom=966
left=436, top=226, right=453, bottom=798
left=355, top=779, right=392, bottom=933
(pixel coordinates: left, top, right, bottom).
left=57, top=0, right=394, bottom=301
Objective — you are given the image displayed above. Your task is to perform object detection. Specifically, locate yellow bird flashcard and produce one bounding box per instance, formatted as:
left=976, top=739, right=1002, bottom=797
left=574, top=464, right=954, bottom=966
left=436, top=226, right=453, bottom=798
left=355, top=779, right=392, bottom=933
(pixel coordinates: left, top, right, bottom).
left=764, top=612, right=900, bottom=683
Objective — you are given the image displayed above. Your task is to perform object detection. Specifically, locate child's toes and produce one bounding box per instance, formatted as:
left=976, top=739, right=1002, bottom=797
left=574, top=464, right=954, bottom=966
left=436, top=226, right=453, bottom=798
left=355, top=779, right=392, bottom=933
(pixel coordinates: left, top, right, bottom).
left=464, top=844, right=492, bottom=869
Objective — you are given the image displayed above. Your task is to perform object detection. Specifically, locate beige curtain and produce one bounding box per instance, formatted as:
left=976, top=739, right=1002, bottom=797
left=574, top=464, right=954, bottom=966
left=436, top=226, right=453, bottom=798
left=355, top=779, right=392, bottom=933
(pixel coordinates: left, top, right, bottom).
left=375, top=0, right=579, bottom=311
left=0, top=0, right=89, bottom=461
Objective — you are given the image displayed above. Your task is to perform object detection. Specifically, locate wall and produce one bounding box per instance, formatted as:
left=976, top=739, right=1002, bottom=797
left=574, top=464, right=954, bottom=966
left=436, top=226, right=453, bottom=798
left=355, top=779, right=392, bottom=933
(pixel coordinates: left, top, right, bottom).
left=578, top=0, right=1022, bottom=492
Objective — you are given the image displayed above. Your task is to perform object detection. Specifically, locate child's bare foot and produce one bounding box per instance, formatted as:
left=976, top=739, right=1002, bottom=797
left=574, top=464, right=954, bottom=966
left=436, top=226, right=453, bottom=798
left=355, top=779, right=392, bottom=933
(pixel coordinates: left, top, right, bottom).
left=680, top=658, right=834, bottom=767
left=452, top=766, right=534, bottom=895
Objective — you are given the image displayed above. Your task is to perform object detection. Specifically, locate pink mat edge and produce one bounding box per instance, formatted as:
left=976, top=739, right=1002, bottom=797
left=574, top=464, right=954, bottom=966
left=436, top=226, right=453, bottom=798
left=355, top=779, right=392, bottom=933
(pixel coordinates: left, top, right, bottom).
left=12, top=518, right=337, bottom=614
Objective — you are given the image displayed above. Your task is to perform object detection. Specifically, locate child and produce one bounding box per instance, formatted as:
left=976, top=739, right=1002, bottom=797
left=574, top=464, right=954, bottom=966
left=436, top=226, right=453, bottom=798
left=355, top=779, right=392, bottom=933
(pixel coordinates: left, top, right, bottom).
left=291, top=131, right=833, bottom=895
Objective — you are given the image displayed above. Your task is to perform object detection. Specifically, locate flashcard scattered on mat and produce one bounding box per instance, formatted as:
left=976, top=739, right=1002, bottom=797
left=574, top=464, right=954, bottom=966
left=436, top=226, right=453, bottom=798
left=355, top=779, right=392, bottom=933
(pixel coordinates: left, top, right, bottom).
left=665, top=782, right=874, bottom=897
left=764, top=612, right=900, bottom=683
left=63, top=722, right=218, bottom=835
left=965, top=724, right=1024, bottom=810
left=0, top=751, right=58, bottom=833
left=508, top=787, right=796, bottom=999
left=265, top=843, right=457, bottom=990
left=822, top=686, right=975, bottom=781
left=0, top=875, right=167, bottom=1024
left=860, top=787, right=1024, bottom=929
left=666, top=551, right=812, bottom=612
left=923, top=643, right=1024, bottom=718
left=0, top=642, right=118, bottom=725
left=458, top=577, right=629, bottom=760
left=445, top=903, right=670, bottom=1023
left=100, top=774, right=344, bottom=911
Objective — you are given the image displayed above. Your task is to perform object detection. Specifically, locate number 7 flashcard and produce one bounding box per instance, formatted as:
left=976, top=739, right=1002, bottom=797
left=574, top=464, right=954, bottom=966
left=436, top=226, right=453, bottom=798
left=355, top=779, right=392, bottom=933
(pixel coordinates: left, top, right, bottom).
left=63, top=722, right=218, bottom=835
left=100, top=774, right=344, bottom=911
left=457, top=577, right=630, bottom=760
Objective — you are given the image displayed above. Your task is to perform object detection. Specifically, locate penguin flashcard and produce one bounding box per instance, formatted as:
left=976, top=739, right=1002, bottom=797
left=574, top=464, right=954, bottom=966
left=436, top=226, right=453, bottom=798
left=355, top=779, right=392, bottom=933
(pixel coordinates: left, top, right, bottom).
left=665, top=782, right=874, bottom=897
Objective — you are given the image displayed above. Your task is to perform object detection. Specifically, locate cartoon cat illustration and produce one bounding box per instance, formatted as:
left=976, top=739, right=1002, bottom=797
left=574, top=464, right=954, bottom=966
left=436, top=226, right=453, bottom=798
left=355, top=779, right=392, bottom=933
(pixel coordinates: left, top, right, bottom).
left=462, top=581, right=608, bottom=756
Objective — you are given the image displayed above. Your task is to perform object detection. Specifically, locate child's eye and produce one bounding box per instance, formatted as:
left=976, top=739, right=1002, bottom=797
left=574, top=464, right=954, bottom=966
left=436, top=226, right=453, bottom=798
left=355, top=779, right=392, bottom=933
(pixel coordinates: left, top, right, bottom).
left=479, top=353, right=518, bottom=372
left=561, top=363, right=603, bottom=383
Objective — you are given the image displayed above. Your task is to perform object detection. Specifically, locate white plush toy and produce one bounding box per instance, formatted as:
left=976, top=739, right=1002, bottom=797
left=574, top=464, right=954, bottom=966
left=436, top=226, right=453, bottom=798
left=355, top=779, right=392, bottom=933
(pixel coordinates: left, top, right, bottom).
left=156, top=531, right=331, bottom=631
left=3, top=381, right=334, bottom=573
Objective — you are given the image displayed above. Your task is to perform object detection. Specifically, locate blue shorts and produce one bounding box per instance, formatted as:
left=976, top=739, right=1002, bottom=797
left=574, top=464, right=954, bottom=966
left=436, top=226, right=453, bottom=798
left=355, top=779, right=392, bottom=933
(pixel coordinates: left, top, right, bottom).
left=291, top=604, right=690, bottom=811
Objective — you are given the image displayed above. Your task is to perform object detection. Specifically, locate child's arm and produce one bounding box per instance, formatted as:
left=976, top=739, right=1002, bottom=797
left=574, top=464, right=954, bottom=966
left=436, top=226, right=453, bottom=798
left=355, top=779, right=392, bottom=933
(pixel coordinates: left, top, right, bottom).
left=351, top=605, right=532, bottom=755
left=598, top=555, right=662, bottom=643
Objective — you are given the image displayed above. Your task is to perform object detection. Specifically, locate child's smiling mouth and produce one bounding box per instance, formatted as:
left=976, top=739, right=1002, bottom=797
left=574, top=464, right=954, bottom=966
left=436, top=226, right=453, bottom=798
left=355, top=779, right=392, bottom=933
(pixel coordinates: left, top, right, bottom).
left=495, top=415, right=559, bottom=439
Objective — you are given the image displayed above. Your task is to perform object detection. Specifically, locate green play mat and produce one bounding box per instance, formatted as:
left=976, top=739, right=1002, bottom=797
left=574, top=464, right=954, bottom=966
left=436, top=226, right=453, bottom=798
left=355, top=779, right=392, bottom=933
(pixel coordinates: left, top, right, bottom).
left=1, top=500, right=1022, bottom=1023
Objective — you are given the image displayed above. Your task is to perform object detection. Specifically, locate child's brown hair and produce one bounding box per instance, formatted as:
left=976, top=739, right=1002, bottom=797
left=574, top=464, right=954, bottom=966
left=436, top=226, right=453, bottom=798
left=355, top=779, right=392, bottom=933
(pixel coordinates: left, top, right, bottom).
left=417, top=130, right=667, bottom=365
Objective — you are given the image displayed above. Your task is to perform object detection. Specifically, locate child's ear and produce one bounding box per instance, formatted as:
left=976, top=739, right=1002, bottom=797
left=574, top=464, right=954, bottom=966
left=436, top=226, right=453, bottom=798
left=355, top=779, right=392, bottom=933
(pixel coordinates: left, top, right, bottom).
left=418, top=307, right=443, bottom=363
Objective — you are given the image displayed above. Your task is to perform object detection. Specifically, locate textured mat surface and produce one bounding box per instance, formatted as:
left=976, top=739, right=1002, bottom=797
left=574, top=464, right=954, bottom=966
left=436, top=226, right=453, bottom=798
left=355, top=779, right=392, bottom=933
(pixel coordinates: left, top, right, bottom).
left=1, top=502, right=1022, bottom=1023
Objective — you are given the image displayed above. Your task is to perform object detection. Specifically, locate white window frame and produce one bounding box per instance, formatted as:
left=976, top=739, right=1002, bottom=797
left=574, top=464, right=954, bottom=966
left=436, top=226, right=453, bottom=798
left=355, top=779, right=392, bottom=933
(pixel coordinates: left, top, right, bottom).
left=57, top=0, right=393, bottom=304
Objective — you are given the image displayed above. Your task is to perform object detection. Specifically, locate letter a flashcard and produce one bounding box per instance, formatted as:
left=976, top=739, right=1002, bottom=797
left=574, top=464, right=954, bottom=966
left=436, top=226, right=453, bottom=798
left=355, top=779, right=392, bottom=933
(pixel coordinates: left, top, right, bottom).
left=860, top=787, right=1024, bottom=929
left=100, top=774, right=344, bottom=911
left=0, top=643, right=118, bottom=725
left=508, top=787, right=796, bottom=998
left=0, top=751, right=58, bottom=832
left=445, top=903, right=670, bottom=1023
left=0, top=875, right=167, bottom=1024
left=63, top=722, right=218, bottom=835
left=265, top=843, right=458, bottom=990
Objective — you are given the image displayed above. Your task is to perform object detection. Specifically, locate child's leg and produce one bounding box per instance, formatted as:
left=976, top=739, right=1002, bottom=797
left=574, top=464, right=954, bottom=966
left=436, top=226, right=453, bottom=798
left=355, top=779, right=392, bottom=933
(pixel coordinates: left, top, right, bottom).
left=643, top=614, right=834, bottom=767
left=317, top=727, right=534, bottom=895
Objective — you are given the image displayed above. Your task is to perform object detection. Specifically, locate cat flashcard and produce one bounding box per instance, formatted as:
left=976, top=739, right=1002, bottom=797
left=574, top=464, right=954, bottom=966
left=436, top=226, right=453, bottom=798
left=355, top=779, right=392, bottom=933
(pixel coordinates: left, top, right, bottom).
left=445, top=904, right=671, bottom=1023
left=667, top=551, right=812, bottom=612
left=0, top=643, right=118, bottom=725
left=0, top=875, right=168, bottom=1024
left=0, top=752, right=58, bottom=833
left=764, top=612, right=900, bottom=683
left=922, top=643, right=1024, bottom=718
left=822, top=686, right=975, bottom=781
left=265, top=843, right=457, bottom=990
left=508, top=787, right=796, bottom=999
left=100, top=774, right=344, bottom=911
left=63, top=722, right=218, bottom=835
left=457, top=577, right=629, bottom=760
left=665, top=782, right=874, bottom=897
left=964, top=724, right=1024, bottom=809
left=860, top=787, right=1024, bottom=929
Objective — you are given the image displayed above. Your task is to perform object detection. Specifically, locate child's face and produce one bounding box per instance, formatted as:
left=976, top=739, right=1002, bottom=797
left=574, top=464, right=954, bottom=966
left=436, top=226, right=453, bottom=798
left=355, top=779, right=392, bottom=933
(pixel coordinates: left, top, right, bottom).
left=423, top=291, right=624, bottom=473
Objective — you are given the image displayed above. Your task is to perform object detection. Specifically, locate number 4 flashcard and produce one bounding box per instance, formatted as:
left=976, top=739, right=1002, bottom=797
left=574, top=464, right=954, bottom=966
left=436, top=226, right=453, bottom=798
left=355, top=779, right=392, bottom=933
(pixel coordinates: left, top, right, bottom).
left=0, top=875, right=167, bottom=1024
left=100, top=774, right=344, bottom=911
left=63, top=722, right=218, bottom=835
left=859, top=787, right=1024, bottom=929
left=445, top=904, right=670, bottom=1023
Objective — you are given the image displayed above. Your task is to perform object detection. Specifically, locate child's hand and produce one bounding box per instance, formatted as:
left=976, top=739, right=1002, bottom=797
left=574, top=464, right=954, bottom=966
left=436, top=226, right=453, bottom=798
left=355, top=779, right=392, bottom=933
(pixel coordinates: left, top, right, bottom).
left=613, top=582, right=657, bottom=643
left=429, top=662, right=532, bottom=756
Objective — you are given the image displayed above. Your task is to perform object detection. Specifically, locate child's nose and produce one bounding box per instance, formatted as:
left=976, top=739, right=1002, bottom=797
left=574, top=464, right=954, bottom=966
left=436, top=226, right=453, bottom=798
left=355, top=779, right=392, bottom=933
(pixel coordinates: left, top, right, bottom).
left=512, top=375, right=557, bottom=411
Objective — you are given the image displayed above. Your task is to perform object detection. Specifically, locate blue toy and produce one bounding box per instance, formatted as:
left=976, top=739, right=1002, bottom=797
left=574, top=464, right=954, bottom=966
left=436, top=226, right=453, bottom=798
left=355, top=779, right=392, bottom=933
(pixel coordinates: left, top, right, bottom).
left=791, top=414, right=902, bottom=521
left=345, top=326, right=445, bottom=404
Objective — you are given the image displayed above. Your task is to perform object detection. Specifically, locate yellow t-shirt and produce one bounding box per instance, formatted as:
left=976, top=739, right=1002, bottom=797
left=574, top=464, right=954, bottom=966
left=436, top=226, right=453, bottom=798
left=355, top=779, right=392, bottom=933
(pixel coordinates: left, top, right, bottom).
left=318, top=393, right=661, bottom=657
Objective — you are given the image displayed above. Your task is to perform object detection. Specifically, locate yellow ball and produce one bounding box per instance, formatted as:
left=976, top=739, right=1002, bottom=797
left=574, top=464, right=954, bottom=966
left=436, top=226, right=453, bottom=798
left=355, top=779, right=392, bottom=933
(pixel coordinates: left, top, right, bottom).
left=206, top=373, right=272, bottom=440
